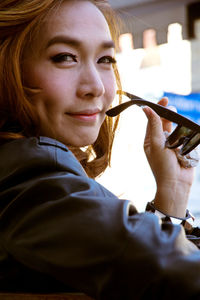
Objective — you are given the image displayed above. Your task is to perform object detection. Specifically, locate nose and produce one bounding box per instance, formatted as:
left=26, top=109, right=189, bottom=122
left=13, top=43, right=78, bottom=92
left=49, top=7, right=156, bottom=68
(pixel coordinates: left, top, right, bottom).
left=77, top=63, right=105, bottom=99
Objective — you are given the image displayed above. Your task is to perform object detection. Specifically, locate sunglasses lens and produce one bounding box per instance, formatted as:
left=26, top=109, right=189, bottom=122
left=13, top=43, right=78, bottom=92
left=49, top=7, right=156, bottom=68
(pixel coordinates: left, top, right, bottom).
left=180, top=133, right=200, bottom=155
left=165, top=125, right=194, bottom=149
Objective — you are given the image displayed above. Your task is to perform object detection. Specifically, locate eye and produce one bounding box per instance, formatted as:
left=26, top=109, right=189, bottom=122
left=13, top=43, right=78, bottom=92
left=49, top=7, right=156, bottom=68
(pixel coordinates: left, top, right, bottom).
left=50, top=53, right=77, bottom=63
left=98, top=56, right=116, bottom=65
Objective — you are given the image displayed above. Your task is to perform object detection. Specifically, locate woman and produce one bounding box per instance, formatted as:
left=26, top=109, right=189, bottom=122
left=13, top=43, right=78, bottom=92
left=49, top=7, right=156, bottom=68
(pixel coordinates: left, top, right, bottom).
left=0, top=0, right=200, bottom=299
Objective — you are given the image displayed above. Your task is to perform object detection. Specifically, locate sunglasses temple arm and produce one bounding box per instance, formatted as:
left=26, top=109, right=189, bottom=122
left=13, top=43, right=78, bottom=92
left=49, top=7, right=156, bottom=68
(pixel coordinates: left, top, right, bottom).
left=116, top=91, right=200, bottom=133
left=106, top=100, right=136, bottom=117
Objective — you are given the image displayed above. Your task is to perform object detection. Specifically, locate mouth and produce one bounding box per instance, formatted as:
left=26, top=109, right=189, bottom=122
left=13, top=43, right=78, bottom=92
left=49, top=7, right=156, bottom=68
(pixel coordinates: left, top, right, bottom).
left=66, top=109, right=101, bottom=122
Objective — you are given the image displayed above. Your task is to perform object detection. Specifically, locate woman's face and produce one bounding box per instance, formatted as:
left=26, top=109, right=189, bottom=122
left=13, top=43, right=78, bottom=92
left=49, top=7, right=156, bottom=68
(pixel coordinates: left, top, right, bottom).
left=23, top=0, right=116, bottom=146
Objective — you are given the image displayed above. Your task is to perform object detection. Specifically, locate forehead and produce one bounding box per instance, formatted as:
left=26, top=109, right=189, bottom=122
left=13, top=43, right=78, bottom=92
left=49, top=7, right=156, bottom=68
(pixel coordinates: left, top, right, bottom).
left=42, top=0, right=112, bottom=43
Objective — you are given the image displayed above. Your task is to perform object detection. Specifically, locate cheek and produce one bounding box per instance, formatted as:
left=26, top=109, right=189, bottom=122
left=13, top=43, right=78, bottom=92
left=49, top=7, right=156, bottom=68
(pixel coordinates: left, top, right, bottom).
left=104, top=72, right=117, bottom=106
left=27, top=71, right=71, bottom=108
left=24, top=59, right=73, bottom=93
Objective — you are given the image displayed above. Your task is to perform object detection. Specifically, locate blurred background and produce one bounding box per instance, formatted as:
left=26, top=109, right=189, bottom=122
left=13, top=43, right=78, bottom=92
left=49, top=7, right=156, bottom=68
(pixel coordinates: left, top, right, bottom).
left=97, top=0, right=200, bottom=225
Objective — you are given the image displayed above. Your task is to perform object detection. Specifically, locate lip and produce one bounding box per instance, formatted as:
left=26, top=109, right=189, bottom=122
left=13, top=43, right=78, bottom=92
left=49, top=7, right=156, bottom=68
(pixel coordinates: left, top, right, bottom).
left=66, top=109, right=101, bottom=122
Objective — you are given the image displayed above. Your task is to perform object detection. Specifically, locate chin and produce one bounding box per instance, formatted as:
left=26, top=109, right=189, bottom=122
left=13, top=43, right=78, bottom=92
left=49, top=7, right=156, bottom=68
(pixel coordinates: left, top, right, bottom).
left=74, top=137, right=98, bottom=147
left=59, top=135, right=98, bottom=148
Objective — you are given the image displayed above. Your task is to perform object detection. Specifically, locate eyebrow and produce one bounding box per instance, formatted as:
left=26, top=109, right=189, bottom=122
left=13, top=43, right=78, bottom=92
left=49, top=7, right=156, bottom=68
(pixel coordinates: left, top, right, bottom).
left=46, top=35, right=115, bottom=49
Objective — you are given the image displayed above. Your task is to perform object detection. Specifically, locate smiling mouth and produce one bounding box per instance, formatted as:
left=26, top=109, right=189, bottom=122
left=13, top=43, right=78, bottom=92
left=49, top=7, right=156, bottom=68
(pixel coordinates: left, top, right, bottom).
left=67, top=111, right=100, bottom=122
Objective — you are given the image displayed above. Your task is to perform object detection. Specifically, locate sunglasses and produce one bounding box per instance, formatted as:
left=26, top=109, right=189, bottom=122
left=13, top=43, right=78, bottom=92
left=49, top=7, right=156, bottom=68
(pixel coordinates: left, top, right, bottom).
left=106, top=90, right=200, bottom=156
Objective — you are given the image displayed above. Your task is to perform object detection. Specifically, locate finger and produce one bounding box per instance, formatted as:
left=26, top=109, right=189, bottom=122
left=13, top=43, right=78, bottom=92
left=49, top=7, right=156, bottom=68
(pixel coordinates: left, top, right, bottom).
left=161, top=117, right=172, bottom=132
left=143, top=107, right=165, bottom=156
left=162, top=105, right=177, bottom=132
left=158, top=97, right=177, bottom=133
left=157, top=97, right=171, bottom=131
left=143, top=106, right=164, bottom=140
left=157, top=96, right=168, bottom=107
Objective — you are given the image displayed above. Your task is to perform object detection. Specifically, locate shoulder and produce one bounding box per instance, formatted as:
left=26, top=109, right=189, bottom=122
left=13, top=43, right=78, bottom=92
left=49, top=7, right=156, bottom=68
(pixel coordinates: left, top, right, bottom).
left=0, top=136, right=86, bottom=177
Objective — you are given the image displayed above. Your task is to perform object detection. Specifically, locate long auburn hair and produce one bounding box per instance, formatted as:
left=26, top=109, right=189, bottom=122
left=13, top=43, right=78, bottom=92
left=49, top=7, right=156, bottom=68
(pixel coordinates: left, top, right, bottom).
left=0, top=0, right=122, bottom=178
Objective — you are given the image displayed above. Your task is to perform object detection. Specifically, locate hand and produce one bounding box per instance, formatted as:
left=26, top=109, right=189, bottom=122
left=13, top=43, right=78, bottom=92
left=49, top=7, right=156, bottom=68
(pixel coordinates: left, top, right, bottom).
left=143, top=97, right=194, bottom=218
